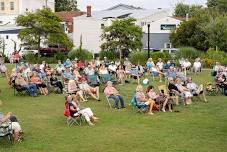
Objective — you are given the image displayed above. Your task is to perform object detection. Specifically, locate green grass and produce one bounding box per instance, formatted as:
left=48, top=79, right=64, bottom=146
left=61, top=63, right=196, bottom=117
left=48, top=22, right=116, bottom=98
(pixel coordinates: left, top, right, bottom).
left=0, top=69, right=227, bottom=152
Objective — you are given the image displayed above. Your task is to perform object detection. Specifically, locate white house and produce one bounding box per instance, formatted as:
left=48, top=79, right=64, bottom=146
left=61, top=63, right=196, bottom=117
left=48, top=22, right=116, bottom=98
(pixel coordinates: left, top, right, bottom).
left=0, top=0, right=55, bottom=56
left=73, top=4, right=182, bottom=54
left=0, top=25, right=23, bottom=56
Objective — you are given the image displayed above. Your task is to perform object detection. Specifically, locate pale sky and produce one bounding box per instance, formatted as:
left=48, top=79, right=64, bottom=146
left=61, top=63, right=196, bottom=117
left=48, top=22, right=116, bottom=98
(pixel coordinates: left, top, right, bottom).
left=77, top=0, right=207, bottom=11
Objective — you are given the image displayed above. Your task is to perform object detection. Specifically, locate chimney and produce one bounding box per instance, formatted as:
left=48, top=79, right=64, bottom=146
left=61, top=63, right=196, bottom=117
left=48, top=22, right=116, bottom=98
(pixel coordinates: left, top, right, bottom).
left=87, top=6, right=92, bottom=17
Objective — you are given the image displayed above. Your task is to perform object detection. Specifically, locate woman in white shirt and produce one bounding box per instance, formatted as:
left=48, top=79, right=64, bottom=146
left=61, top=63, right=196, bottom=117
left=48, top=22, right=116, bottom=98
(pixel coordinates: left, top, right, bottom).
left=175, top=78, right=193, bottom=105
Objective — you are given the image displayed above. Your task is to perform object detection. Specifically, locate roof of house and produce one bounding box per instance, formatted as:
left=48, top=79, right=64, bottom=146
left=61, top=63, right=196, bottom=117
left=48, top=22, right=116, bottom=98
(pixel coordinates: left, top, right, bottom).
left=105, top=3, right=144, bottom=11
left=0, top=25, right=23, bottom=32
left=75, top=8, right=170, bottom=20
left=56, top=11, right=85, bottom=22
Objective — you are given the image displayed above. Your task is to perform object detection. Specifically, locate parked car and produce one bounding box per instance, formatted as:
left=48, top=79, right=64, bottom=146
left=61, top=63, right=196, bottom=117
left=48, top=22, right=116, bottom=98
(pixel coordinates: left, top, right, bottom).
left=20, top=47, right=39, bottom=56
left=39, top=44, right=68, bottom=57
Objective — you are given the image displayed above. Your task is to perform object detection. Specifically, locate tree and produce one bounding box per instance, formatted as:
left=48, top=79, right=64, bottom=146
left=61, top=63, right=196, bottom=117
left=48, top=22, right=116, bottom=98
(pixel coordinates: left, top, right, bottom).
left=55, top=0, right=78, bottom=12
left=174, top=3, right=190, bottom=17
left=174, top=3, right=204, bottom=18
left=101, top=18, right=143, bottom=60
left=207, top=0, right=227, bottom=12
left=170, top=18, right=209, bottom=51
left=204, top=15, right=227, bottom=51
left=16, top=8, right=73, bottom=54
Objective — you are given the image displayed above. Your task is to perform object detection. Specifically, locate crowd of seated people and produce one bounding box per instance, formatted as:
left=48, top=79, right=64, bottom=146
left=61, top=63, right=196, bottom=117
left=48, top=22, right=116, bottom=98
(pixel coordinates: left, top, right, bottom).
left=212, top=62, right=227, bottom=95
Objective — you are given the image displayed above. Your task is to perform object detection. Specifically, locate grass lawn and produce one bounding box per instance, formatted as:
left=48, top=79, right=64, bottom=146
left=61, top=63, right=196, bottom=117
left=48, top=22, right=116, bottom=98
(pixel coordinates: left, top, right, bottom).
left=0, top=68, right=227, bottom=152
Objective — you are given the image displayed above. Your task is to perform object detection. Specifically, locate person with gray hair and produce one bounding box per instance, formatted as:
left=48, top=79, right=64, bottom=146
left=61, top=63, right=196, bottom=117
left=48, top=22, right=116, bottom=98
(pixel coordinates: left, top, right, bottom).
left=104, top=81, right=125, bottom=109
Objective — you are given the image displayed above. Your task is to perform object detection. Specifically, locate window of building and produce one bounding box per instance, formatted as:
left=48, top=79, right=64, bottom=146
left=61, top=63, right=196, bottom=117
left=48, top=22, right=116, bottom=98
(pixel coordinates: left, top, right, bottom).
left=6, top=35, right=9, bottom=39
left=101, top=23, right=105, bottom=29
left=0, top=2, right=4, bottom=10
left=141, top=22, right=147, bottom=26
left=161, top=24, right=176, bottom=30
left=10, top=2, right=14, bottom=10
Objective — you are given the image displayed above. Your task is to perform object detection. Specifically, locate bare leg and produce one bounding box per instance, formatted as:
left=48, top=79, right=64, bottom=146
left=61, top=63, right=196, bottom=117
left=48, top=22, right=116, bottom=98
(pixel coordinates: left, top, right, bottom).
left=162, top=98, right=169, bottom=112
left=76, top=90, right=87, bottom=102
left=95, top=87, right=100, bottom=99
left=148, top=100, right=155, bottom=114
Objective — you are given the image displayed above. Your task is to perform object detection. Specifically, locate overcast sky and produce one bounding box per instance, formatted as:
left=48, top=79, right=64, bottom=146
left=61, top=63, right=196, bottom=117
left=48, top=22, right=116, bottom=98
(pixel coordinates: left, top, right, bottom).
left=77, top=0, right=207, bottom=11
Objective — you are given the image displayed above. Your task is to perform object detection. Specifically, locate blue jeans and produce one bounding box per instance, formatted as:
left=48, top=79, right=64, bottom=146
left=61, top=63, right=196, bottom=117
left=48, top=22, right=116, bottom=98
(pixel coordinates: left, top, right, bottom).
left=109, top=95, right=125, bottom=108
left=23, top=84, right=38, bottom=97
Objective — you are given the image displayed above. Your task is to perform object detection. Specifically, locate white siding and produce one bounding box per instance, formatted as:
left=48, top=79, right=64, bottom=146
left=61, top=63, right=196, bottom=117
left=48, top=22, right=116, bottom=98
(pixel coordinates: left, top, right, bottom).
left=0, top=33, right=21, bottom=57
left=138, top=17, right=182, bottom=33
left=0, top=14, right=17, bottom=25
left=20, top=0, right=55, bottom=14
left=73, top=18, right=103, bottom=54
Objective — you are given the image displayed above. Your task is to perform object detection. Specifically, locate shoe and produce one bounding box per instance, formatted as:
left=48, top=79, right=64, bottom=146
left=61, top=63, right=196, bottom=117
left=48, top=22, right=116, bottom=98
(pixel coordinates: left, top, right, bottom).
left=162, top=109, right=166, bottom=112
left=88, top=122, right=95, bottom=126
left=97, top=99, right=101, bottom=101
left=93, top=117, right=99, bottom=120
left=148, top=112, right=154, bottom=115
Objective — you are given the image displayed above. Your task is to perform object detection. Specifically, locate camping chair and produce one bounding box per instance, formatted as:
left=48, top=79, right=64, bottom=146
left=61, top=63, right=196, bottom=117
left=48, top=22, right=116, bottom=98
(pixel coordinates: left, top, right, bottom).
left=0, top=122, right=14, bottom=144
left=105, top=96, right=116, bottom=109
left=159, top=85, right=179, bottom=105
left=130, top=68, right=142, bottom=84
left=64, top=101, right=83, bottom=127
left=12, top=80, right=28, bottom=96
left=130, top=95, right=148, bottom=113
left=87, top=75, right=99, bottom=87
left=100, top=74, right=117, bottom=84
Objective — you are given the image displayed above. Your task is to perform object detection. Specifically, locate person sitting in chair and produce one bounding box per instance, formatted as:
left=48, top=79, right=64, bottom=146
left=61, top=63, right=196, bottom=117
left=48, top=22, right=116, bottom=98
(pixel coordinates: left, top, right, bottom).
left=146, top=85, right=172, bottom=112
left=135, top=85, right=155, bottom=115
left=15, top=73, right=38, bottom=97
left=67, top=95, right=99, bottom=126
left=175, top=78, right=193, bottom=105
left=68, top=79, right=87, bottom=102
left=30, top=72, right=48, bottom=95
left=186, top=77, right=207, bottom=102
left=104, top=81, right=125, bottom=109
left=0, top=112, right=23, bottom=142
left=79, top=78, right=100, bottom=101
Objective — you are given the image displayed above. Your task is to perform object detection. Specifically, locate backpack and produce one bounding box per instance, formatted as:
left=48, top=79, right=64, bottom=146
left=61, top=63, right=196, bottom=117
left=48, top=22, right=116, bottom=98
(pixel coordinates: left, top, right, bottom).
left=64, top=101, right=70, bottom=117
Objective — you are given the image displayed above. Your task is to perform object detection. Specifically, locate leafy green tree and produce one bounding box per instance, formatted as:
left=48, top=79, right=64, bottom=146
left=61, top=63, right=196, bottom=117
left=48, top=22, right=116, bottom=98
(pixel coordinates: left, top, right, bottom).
left=16, top=8, right=73, bottom=54
left=207, top=0, right=227, bottom=12
left=204, top=15, right=227, bottom=51
left=101, top=18, right=143, bottom=60
left=174, top=3, right=190, bottom=17
left=170, top=18, right=209, bottom=51
left=55, top=0, right=78, bottom=12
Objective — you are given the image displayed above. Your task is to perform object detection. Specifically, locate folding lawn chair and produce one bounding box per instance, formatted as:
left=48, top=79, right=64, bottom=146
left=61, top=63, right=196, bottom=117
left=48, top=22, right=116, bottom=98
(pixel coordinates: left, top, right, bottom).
left=129, top=95, right=148, bottom=113
left=0, top=122, right=14, bottom=144
left=105, top=96, right=115, bottom=109
left=64, top=101, right=84, bottom=127
left=100, top=74, right=117, bottom=84
left=87, top=75, right=99, bottom=87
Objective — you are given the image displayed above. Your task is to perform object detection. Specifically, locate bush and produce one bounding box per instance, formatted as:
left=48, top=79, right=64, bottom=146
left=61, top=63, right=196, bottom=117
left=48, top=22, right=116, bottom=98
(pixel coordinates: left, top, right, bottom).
left=54, top=52, right=66, bottom=61
left=175, top=47, right=203, bottom=60
left=129, top=51, right=147, bottom=65
left=99, top=50, right=118, bottom=61
left=68, top=48, right=93, bottom=61
left=23, top=53, right=58, bottom=64
left=201, top=48, right=227, bottom=67
left=150, top=52, right=172, bottom=63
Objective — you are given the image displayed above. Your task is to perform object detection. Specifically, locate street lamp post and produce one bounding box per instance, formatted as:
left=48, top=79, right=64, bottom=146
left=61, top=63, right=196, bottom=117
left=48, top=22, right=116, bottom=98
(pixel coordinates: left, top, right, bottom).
left=147, top=24, right=150, bottom=59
